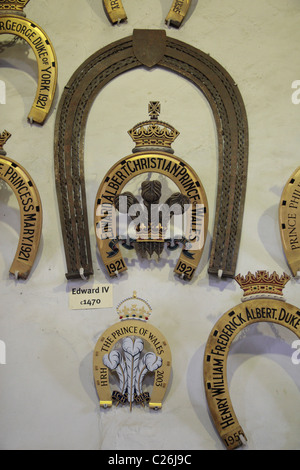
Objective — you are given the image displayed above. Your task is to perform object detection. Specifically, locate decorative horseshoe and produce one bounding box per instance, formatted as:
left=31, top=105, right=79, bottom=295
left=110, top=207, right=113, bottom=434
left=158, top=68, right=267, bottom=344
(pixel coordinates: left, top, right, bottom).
left=279, top=167, right=300, bottom=277
left=0, top=131, right=42, bottom=279
left=93, top=291, right=172, bottom=410
left=0, top=0, right=57, bottom=124
left=204, top=270, right=300, bottom=450
left=103, top=0, right=191, bottom=28
left=94, top=101, right=208, bottom=281
left=54, top=29, right=248, bottom=281
left=95, top=155, right=208, bottom=281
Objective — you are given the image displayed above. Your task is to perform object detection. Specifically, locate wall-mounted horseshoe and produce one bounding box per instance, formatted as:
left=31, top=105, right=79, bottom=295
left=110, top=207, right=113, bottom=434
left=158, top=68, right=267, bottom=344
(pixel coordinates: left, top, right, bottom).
left=279, top=167, right=300, bottom=277
left=165, top=0, right=192, bottom=28
left=0, top=130, right=42, bottom=279
left=103, top=0, right=191, bottom=28
left=0, top=0, right=57, bottom=124
left=54, top=29, right=248, bottom=281
left=94, top=152, right=208, bottom=281
left=93, top=291, right=172, bottom=410
left=204, top=270, right=299, bottom=450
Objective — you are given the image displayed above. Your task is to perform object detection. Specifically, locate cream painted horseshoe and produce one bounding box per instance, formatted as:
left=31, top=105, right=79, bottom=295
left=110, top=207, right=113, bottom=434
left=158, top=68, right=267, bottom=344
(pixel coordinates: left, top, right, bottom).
left=103, top=0, right=191, bottom=28
left=94, top=151, right=208, bottom=281
left=93, top=291, right=172, bottom=410
left=0, top=12, right=57, bottom=124
left=279, top=166, right=300, bottom=277
left=165, top=0, right=191, bottom=27
left=0, top=131, right=42, bottom=279
left=204, top=271, right=300, bottom=450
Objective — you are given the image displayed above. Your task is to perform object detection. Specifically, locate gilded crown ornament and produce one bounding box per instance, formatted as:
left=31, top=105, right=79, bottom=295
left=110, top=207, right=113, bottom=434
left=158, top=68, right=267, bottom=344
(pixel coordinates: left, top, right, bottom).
left=235, top=270, right=290, bottom=300
left=0, top=130, right=11, bottom=155
left=93, top=292, right=172, bottom=410
left=0, top=0, right=30, bottom=13
left=128, top=101, right=180, bottom=154
left=116, top=291, right=152, bottom=321
left=204, top=269, right=300, bottom=450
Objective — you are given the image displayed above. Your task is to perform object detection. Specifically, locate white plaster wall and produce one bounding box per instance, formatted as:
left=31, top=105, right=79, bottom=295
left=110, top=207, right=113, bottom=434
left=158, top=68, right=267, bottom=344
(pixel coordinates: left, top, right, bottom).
left=0, top=0, right=299, bottom=450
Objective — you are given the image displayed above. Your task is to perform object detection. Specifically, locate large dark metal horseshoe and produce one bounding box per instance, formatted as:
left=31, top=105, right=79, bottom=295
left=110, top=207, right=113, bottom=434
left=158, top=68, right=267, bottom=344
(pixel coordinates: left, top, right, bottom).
left=54, top=29, right=248, bottom=280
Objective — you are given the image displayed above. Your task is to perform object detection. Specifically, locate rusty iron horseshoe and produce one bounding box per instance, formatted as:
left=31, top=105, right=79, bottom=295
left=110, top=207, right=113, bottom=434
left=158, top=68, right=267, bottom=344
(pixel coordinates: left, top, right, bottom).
left=54, top=29, right=248, bottom=281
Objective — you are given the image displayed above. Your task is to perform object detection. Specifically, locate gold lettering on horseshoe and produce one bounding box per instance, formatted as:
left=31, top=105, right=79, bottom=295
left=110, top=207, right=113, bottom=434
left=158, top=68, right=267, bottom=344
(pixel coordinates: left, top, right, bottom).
left=0, top=15, right=57, bottom=124
left=103, top=0, right=191, bottom=27
left=0, top=133, right=42, bottom=279
left=94, top=152, right=208, bottom=281
left=165, top=0, right=191, bottom=28
left=279, top=166, right=300, bottom=277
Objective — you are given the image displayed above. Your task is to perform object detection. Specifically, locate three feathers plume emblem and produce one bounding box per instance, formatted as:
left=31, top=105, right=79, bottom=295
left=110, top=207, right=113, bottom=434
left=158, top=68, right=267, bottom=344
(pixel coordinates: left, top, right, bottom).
left=103, top=336, right=162, bottom=408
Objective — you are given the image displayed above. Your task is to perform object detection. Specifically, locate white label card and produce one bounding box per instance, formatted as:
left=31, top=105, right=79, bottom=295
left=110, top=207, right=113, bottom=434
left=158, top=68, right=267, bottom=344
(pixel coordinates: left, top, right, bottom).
left=69, top=284, right=113, bottom=310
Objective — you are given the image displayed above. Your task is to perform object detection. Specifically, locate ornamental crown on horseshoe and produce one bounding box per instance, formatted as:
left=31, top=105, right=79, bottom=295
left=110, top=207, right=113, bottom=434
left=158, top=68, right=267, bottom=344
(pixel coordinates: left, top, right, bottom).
left=128, top=101, right=180, bottom=153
